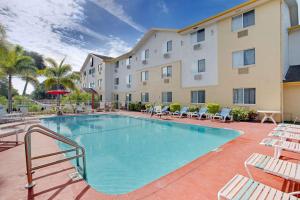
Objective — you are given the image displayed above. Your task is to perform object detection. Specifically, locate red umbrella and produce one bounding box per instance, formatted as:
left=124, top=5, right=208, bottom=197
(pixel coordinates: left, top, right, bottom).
left=47, top=90, right=70, bottom=95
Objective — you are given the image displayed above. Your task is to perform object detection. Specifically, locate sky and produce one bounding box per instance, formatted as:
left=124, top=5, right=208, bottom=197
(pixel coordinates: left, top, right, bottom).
left=0, top=0, right=299, bottom=94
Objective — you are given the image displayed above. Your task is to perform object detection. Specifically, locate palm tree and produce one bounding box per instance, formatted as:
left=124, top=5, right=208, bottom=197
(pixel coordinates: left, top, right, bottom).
left=0, top=45, right=34, bottom=112
left=44, top=57, right=80, bottom=114
left=21, top=65, right=39, bottom=96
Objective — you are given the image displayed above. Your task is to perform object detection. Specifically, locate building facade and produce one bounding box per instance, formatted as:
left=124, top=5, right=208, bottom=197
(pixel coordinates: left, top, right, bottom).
left=80, top=0, right=300, bottom=121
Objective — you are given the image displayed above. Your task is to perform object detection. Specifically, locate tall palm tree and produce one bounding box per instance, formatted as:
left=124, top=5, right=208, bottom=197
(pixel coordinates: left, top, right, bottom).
left=0, top=45, right=33, bottom=112
left=21, top=65, right=39, bottom=96
left=44, top=57, right=80, bottom=114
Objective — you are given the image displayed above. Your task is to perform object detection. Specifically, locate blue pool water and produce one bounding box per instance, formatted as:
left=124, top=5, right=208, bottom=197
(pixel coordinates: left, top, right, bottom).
left=41, top=114, right=240, bottom=194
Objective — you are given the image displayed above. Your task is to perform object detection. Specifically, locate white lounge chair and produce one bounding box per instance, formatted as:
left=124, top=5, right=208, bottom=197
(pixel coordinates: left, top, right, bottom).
left=213, top=108, right=233, bottom=122
left=0, top=119, right=40, bottom=144
left=269, top=131, right=300, bottom=141
left=260, top=138, right=300, bottom=158
left=218, top=174, right=300, bottom=200
left=274, top=126, right=300, bottom=134
left=245, top=153, right=300, bottom=182
left=278, top=123, right=300, bottom=129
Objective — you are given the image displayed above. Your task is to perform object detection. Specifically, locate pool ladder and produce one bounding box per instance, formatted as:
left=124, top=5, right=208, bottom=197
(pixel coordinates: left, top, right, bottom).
left=24, top=124, right=87, bottom=189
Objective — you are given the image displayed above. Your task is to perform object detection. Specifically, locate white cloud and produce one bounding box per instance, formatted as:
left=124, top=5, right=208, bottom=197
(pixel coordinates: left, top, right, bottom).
left=0, top=0, right=131, bottom=94
left=157, top=0, right=169, bottom=14
left=90, top=0, right=146, bottom=32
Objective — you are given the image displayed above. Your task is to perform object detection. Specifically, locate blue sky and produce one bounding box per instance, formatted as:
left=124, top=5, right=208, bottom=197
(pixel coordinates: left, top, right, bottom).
left=0, top=0, right=299, bottom=93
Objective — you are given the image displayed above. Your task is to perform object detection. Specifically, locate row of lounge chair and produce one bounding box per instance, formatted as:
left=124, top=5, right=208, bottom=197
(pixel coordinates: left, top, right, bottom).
left=218, top=123, right=300, bottom=199
left=142, top=106, right=233, bottom=122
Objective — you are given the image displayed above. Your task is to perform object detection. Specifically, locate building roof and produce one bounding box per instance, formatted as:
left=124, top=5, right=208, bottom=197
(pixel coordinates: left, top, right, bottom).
left=284, top=65, right=300, bottom=82
left=178, top=0, right=299, bottom=34
left=91, top=54, right=114, bottom=61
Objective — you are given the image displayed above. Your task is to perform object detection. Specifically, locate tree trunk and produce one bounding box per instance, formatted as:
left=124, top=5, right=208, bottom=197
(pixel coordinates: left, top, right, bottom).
left=22, top=78, right=29, bottom=96
left=56, top=94, right=62, bottom=115
left=8, top=74, right=12, bottom=113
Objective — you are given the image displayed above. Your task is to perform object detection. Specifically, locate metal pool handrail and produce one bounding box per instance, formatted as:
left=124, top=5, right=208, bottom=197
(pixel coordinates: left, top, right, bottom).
left=24, top=124, right=87, bottom=189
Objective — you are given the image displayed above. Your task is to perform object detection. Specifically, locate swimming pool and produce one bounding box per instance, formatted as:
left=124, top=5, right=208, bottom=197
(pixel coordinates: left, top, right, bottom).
left=42, top=114, right=240, bottom=194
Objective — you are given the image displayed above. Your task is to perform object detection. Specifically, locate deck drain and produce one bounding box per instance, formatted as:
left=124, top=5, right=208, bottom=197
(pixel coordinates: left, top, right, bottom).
left=69, top=171, right=83, bottom=181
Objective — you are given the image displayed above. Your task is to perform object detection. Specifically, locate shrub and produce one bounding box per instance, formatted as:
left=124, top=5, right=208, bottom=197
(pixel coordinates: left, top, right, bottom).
left=0, top=96, right=7, bottom=107
left=170, top=103, right=181, bottom=112
left=248, top=110, right=258, bottom=121
left=206, top=103, right=220, bottom=114
left=128, top=103, right=135, bottom=111
left=28, top=104, right=42, bottom=112
left=189, top=105, right=199, bottom=112
left=134, top=102, right=142, bottom=111
left=145, top=103, right=152, bottom=109
left=231, top=107, right=249, bottom=121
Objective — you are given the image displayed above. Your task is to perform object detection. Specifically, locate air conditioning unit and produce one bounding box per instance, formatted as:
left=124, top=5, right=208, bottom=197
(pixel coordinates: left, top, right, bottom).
left=114, top=85, right=118, bottom=90
left=238, top=67, right=249, bottom=74
left=194, top=74, right=202, bottom=80
left=142, top=60, right=147, bottom=65
left=237, top=30, right=248, bottom=38
left=193, top=43, right=202, bottom=50
left=142, top=81, right=147, bottom=86
left=163, top=53, right=170, bottom=58
left=126, top=84, right=131, bottom=88
left=164, top=79, right=170, bottom=84
left=127, top=65, right=131, bottom=69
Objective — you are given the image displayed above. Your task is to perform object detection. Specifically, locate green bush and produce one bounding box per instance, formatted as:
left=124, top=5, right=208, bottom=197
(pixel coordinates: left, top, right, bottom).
left=206, top=103, right=220, bottom=114
left=28, top=104, right=42, bottom=112
left=189, top=105, right=199, bottom=112
left=128, top=103, right=135, bottom=111
left=248, top=110, right=258, bottom=121
left=231, top=107, right=250, bottom=121
left=134, top=102, right=142, bottom=111
left=0, top=96, right=7, bottom=107
left=145, top=103, right=152, bottom=109
left=170, top=103, right=181, bottom=112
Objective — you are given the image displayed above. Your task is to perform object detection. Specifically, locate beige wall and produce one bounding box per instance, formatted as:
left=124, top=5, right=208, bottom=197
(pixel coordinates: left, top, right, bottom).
left=111, top=0, right=288, bottom=123
left=283, top=83, right=300, bottom=121
left=215, top=0, right=282, bottom=111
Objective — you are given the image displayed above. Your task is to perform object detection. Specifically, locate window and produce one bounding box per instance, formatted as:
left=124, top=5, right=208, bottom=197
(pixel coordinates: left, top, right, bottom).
left=89, top=82, right=95, bottom=88
left=232, top=48, right=255, bottom=68
left=197, top=59, right=206, bottom=73
left=141, top=49, right=149, bottom=61
left=126, top=56, right=132, bottom=66
left=98, top=79, right=102, bottom=87
left=232, top=10, right=255, bottom=31
left=115, top=61, right=119, bottom=68
left=141, top=71, right=149, bottom=81
left=98, top=64, right=102, bottom=73
left=99, top=95, right=102, bottom=102
left=84, top=71, right=86, bottom=76
left=233, top=88, right=256, bottom=104
left=114, top=94, right=119, bottom=101
left=162, top=66, right=172, bottom=78
left=114, top=77, right=119, bottom=85
left=141, top=92, right=149, bottom=102
left=126, top=94, right=132, bottom=102
left=191, top=29, right=205, bottom=43
left=167, top=40, right=172, bottom=52
left=162, top=92, right=172, bottom=103
left=91, top=57, right=94, bottom=67
left=191, top=91, right=205, bottom=103
left=88, top=68, right=95, bottom=75
left=126, top=75, right=132, bottom=85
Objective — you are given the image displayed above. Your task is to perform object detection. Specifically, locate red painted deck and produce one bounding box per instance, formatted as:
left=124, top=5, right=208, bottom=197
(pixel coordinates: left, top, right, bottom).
left=0, top=111, right=299, bottom=200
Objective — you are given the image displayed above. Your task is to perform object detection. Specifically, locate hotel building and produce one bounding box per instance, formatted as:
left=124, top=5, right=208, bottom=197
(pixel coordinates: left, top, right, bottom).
left=80, top=0, right=300, bottom=121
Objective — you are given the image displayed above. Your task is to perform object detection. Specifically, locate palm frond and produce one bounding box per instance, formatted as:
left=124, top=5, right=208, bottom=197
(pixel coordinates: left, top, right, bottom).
left=60, top=77, right=76, bottom=90
left=45, top=58, right=58, bottom=68
left=44, top=78, right=58, bottom=90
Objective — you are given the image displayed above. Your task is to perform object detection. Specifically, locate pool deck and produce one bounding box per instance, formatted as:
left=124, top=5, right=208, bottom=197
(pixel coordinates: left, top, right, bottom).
left=0, top=111, right=299, bottom=200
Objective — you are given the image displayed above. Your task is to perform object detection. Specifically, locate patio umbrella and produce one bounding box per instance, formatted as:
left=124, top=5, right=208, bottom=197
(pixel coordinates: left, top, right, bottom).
left=47, top=90, right=70, bottom=115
